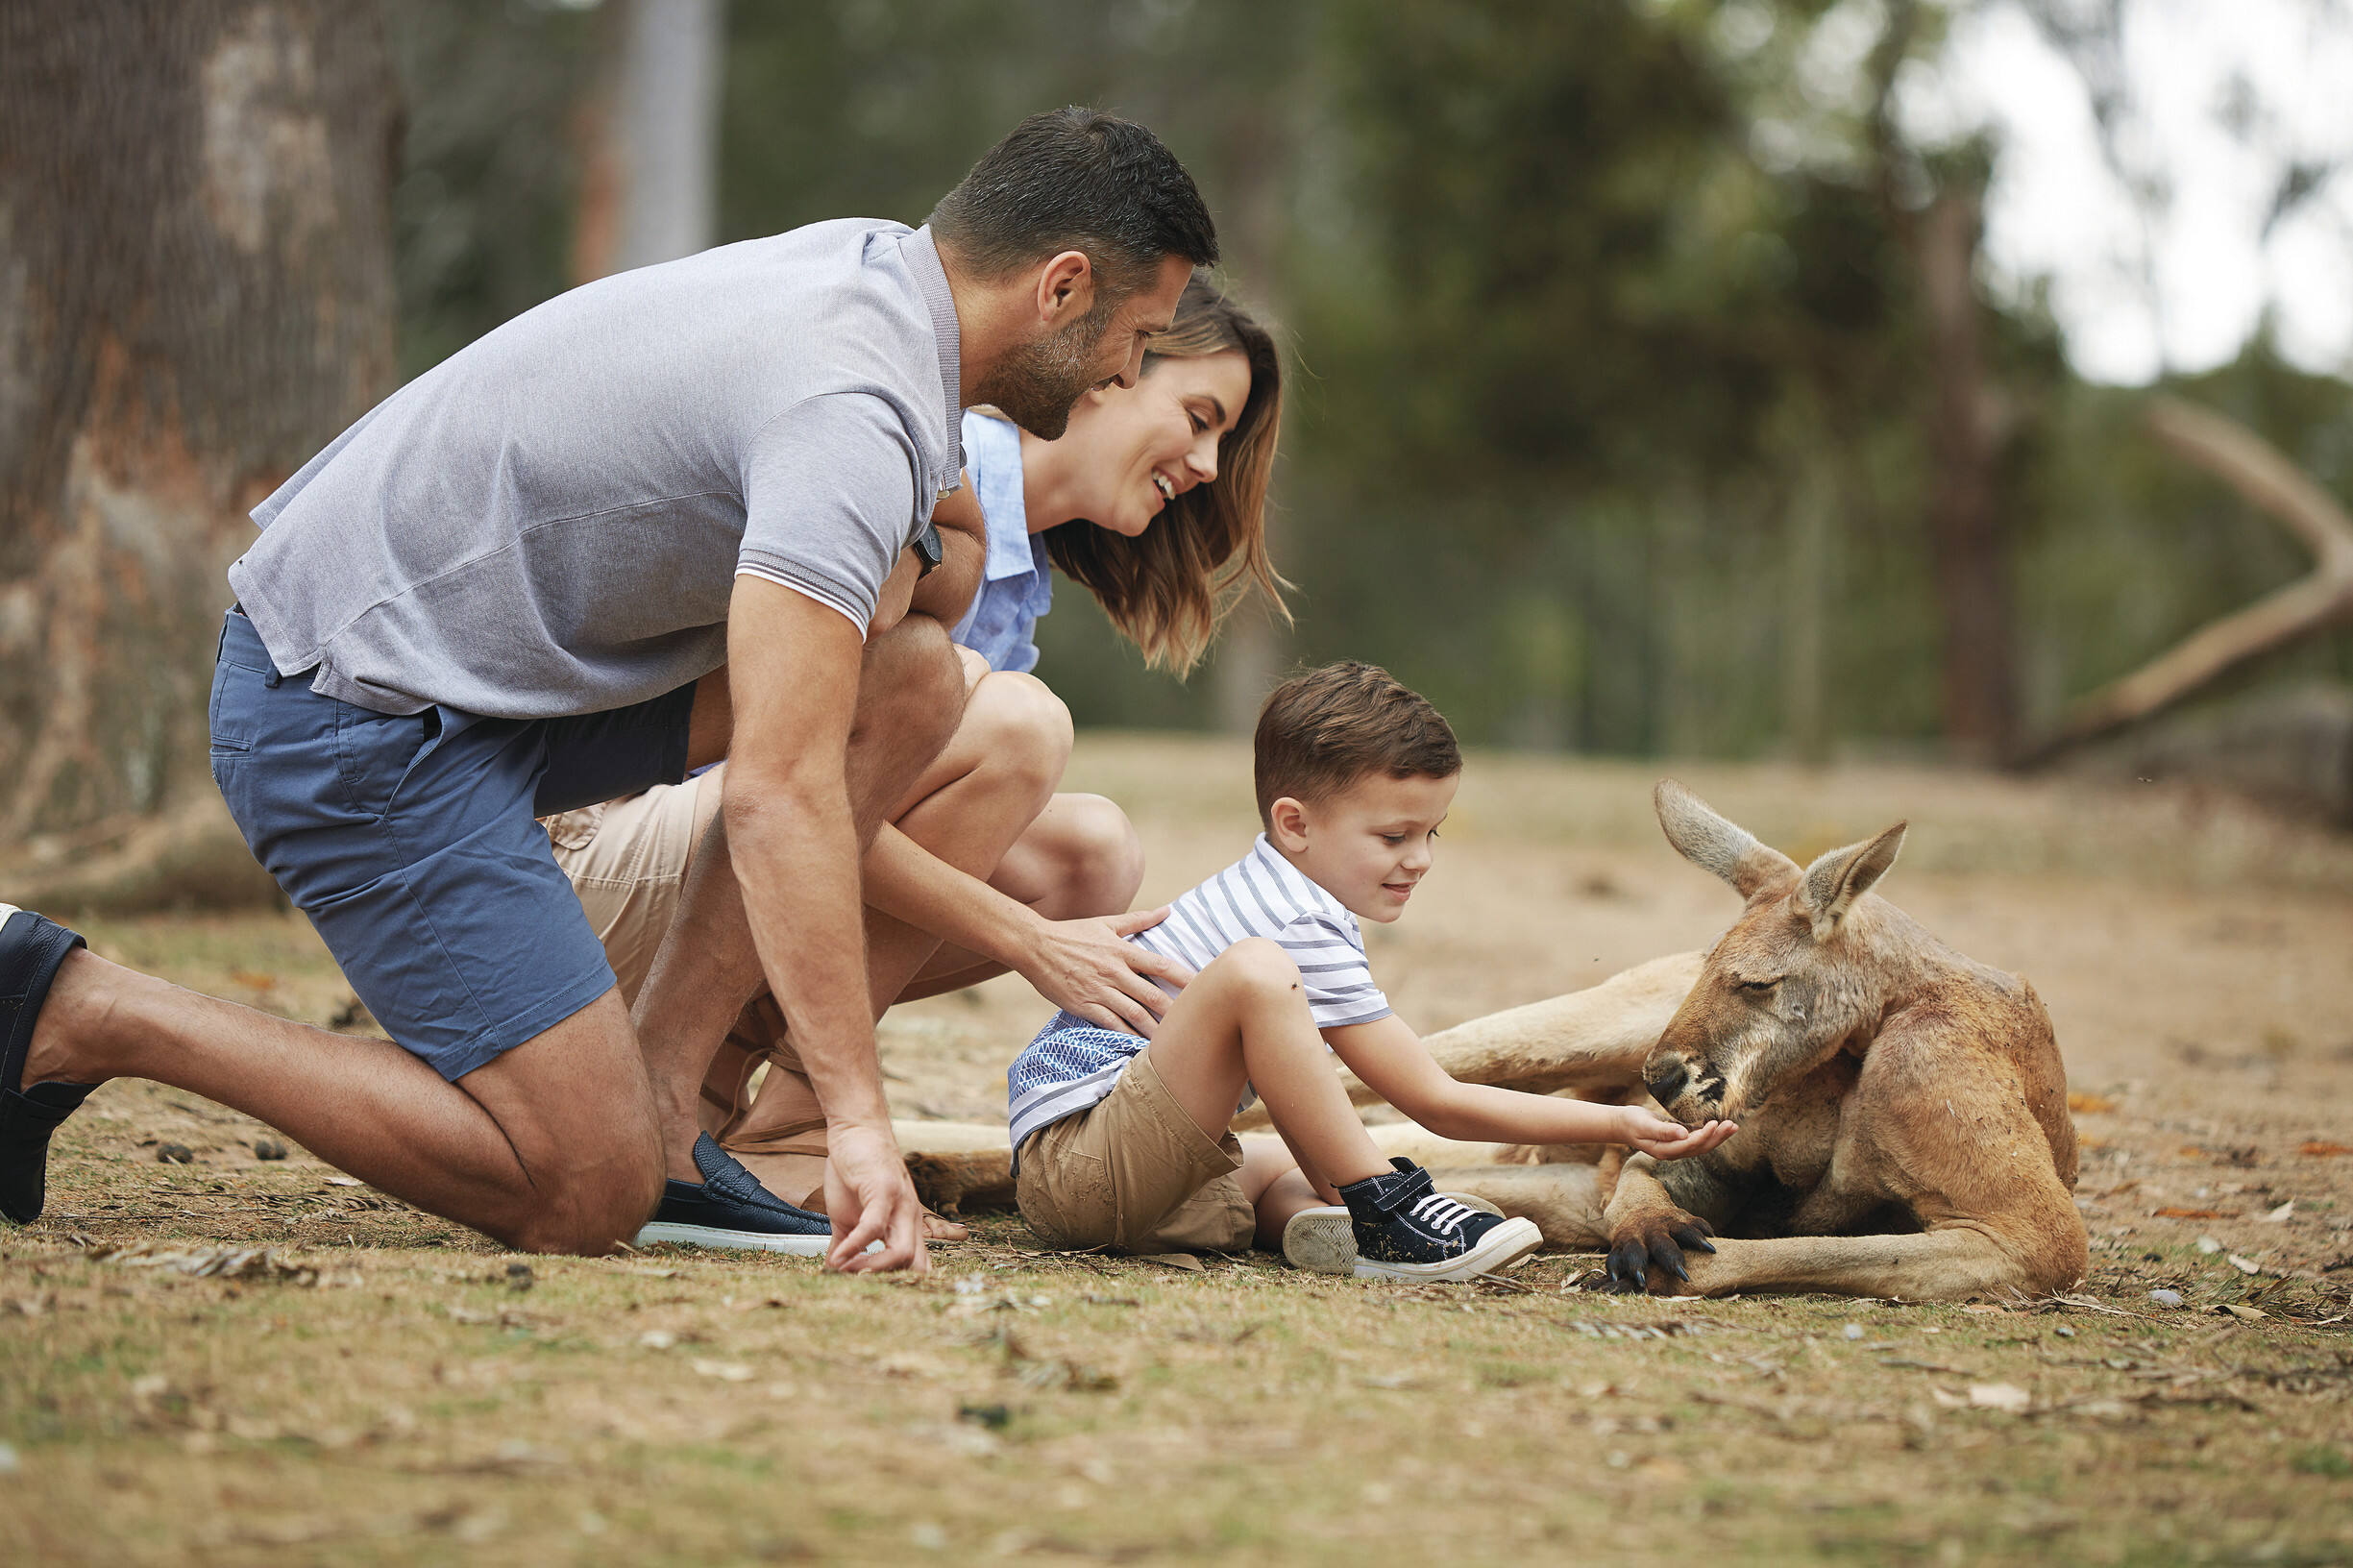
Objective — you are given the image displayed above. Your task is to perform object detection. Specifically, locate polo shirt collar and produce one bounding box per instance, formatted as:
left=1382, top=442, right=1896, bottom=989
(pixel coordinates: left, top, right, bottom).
left=962, top=413, right=1041, bottom=584
left=900, top=225, right=965, bottom=489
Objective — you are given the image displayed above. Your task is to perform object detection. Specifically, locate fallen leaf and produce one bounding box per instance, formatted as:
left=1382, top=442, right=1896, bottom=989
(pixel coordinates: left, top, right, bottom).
left=228, top=970, right=279, bottom=992
left=2217, top=1303, right=2267, bottom=1322
left=155, top=1143, right=194, bottom=1165
left=2300, top=1141, right=2353, bottom=1158
left=2067, top=1093, right=2117, bottom=1114
left=2226, top=1255, right=2262, bottom=1275
left=1968, top=1383, right=2032, bottom=1414
left=1930, top=1386, right=1969, bottom=1409
left=2196, top=1237, right=2222, bottom=1254
left=2261, top=1200, right=2294, bottom=1223
left=324, top=1176, right=363, bottom=1188
left=2154, top=1207, right=2230, bottom=1219
left=1141, top=1253, right=1204, bottom=1272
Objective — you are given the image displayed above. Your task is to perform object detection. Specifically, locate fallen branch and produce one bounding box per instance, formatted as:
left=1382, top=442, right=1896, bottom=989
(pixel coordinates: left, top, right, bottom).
left=2022, top=396, right=2353, bottom=763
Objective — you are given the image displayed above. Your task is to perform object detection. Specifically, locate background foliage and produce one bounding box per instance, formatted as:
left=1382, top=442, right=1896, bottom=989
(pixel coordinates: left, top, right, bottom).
left=385, top=0, right=2353, bottom=756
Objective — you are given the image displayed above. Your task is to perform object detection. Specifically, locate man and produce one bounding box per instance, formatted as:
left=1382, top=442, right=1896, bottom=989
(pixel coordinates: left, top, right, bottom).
left=0, top=110, right=1215, bottom=1272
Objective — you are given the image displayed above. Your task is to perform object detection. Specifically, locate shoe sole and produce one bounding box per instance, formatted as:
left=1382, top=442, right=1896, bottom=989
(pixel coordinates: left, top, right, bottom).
left=633, top=1220, right=830, bottom=1256
left=1282, top=1193, right=1510, bottom=1278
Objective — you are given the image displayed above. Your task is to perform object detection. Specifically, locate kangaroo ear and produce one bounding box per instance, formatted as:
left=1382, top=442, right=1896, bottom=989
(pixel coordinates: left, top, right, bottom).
left=1796, top=821, right=1907, bottom=938
left=1654, top=779, right=1799, bottom=898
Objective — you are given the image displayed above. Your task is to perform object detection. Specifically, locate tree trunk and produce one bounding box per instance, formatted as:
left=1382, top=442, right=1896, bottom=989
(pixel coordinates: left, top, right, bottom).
left=1914, top=190, right=2020, bottom=761
left=571, top=0, right=724, bottom=284
left=0, top=2, right=399, bottom=839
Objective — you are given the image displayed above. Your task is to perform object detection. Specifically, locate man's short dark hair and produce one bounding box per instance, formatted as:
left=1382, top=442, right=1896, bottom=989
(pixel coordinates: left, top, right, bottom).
left=929, top=109, right=1218, bottom=297
left=1254, top=662, right=1461, bottom=826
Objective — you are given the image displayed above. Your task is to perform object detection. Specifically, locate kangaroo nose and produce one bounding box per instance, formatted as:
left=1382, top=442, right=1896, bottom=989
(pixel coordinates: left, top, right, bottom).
left=1645, top=1058, right=1690, bottom=1107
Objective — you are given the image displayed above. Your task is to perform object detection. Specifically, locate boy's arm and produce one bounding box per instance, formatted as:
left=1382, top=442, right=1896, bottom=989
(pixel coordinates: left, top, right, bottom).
left=1324, top=1017, right=1735, bottom=1160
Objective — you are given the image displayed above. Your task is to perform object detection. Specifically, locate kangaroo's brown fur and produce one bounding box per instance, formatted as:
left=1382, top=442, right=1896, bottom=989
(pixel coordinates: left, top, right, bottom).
left=1417, top=781, right=2087, bottom=1300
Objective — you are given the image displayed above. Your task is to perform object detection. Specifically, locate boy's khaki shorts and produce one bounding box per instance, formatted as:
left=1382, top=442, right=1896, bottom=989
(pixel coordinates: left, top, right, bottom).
left=542, top=769, right=723, bottom=1006
left=1015, top=1049, right=1257, bottom=1254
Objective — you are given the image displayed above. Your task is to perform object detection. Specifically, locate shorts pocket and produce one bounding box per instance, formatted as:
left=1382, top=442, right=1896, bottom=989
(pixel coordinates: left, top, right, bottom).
left=208, top=659, right=258, bottom=757
left=1019, top=1147, right=1115, bottom=1250
left=332, top=701, right=442, bottom=821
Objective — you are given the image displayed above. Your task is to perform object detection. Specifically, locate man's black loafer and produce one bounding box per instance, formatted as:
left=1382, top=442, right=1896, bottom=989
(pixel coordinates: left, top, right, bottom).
left=634, top=1131, right=833, bottom=1255
left=0, top=904, right=93, bottom=1225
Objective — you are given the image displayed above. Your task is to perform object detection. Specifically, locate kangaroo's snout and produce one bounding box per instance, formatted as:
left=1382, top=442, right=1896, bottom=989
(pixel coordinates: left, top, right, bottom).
left=1644, top=1058, right=1690, bottom=1108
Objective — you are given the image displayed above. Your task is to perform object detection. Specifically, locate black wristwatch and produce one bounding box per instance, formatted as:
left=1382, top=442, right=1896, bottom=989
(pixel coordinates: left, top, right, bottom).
left=912, top=520, right=944, bottom=578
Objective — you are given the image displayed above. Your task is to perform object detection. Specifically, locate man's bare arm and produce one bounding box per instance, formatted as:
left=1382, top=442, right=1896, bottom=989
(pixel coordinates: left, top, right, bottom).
left=723, top=575, right=927, bottom=1272
left=907, top=481, right=986, bottom=626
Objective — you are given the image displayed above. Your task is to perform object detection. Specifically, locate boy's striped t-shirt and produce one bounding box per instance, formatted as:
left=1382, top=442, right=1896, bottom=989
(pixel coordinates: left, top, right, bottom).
left=1005, top=834, right=1393, bottom=1159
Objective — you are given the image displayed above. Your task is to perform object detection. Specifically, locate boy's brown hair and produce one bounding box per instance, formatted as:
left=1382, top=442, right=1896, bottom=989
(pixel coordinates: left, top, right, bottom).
left=1253, top=662, right=1461, bottom=824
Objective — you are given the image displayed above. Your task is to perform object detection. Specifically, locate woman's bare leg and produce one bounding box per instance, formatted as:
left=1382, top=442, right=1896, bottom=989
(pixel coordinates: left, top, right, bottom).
left=892, top=791, right=1145, bottom=998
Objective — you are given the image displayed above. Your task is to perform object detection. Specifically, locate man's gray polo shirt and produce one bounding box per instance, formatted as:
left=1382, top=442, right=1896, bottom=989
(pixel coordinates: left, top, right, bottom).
left=231, top=219, right=964, bottom=719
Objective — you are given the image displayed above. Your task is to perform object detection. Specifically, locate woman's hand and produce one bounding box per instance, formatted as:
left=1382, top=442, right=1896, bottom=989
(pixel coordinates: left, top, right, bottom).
left=1015, top=906, right=1196, bottom=1038
left=1614, top=1105, right=1738, bottom=1161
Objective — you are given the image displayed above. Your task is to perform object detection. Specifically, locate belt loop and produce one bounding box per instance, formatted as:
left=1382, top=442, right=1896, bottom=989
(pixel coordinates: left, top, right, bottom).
left=263, top=667, right=283, bottom=689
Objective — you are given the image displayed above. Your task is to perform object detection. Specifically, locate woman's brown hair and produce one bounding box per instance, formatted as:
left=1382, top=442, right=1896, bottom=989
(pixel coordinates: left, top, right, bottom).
left=1037, top=272, right=1289, bottom=674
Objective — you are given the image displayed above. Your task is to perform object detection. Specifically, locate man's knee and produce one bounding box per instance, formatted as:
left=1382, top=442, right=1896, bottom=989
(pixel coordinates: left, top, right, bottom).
left=1040, top=793, right=1142, bottom=916
left=509, top=1145, right=664, bottom=1255
left=967, top=672, right=1073, bottom=793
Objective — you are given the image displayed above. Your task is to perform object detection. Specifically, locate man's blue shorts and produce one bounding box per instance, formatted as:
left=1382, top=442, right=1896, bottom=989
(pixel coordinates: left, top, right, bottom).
left=208, top=609, right=696, bottom=1080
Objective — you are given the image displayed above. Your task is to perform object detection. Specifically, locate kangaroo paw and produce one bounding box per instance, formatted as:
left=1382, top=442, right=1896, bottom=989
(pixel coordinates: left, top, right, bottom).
left=1605, top=1209, right=1716, bottom=1295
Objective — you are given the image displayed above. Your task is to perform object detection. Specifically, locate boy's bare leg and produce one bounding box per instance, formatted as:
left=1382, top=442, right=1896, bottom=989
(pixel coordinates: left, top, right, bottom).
left=25, top=964, right=661, bottom=1254
left=1237, top=1137, right=1329, bottom=1249
left=1137, top=938, right=1391, bottom=1192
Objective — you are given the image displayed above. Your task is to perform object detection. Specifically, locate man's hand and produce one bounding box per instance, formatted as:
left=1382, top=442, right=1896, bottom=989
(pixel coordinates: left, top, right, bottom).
left=1615, top=1105, right=1738, bottom=1160
left=1015, top=906, right=1195, bottom=1037
left=821, top=1121, right=930, bottom=1274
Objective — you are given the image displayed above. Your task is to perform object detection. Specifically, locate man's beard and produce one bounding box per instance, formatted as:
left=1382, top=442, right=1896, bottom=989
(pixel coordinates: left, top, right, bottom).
left=973, top=298, right=1117, bottom=439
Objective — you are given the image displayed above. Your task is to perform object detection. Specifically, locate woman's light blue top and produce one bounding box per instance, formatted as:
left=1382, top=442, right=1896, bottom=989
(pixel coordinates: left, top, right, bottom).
left=947, top=410, right=1056, bottom=674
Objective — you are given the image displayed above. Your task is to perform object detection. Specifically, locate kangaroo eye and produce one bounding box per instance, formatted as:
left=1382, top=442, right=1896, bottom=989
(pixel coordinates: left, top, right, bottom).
left=1738, top=978, right=1779, bottom=993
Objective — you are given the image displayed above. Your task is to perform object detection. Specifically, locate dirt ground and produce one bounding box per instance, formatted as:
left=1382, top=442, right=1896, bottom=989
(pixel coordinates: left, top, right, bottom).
left=4, top=736, right=2351, bottom=1565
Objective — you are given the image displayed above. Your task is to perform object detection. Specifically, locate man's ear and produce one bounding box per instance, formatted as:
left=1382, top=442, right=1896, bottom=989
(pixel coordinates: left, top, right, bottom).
left=1266, top=796, right=1311, bottom=852
left=1033, top=250, right=1094, bottom=327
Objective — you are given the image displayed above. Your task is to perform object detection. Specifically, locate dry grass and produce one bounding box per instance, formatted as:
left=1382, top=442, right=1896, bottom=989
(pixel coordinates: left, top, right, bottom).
left=5, top=737, right=2351, bottom=1565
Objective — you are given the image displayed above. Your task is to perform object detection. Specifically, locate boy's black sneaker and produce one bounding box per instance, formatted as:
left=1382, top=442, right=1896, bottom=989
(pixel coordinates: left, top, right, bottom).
left=634, top=1132, right=834, bottom=1255
left=1287, top=1158, right=1541, bottom=1281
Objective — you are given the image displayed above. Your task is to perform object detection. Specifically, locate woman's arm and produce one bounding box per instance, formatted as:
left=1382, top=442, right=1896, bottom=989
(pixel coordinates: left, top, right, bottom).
left=1325, top=1017, right=1734, bottom=1158
left=860, top=824, right=1194, bottom=1036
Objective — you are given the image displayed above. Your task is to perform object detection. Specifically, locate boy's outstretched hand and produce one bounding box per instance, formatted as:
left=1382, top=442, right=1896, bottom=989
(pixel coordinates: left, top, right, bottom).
left=1613, top=1106, right=1738, bottom=1160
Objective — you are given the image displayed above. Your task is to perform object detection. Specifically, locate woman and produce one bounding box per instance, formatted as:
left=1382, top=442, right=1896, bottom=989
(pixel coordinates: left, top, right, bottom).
left=551, top=274, right=1285, bottom=1227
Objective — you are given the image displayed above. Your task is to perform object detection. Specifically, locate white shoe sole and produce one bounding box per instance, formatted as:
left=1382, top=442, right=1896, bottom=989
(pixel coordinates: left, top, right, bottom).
left=1283, top=1193, right=1520, bottom=1280
left=632, top=1220, right=830, bottom=1256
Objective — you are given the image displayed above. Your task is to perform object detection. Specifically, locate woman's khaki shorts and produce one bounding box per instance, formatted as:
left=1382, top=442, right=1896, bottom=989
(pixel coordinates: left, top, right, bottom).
left=1015, top=1049, right=1256, bottom=1255
left=542, top=768, right=723, bottom=1006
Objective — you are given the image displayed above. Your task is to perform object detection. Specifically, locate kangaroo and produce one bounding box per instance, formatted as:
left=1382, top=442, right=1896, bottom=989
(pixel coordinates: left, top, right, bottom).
left=899, top=781, right=2089, bottom=1301
left=1399, top=781, right=2088, bottom=1300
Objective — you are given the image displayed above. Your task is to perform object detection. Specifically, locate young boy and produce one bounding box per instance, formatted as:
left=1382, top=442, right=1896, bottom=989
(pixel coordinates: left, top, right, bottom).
left=1005, top=662, right=1734, bottom=1281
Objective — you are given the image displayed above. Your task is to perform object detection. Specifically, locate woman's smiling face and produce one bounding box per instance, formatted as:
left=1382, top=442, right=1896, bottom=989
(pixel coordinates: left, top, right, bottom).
left=1060, top=349, right=1252, bottom=537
